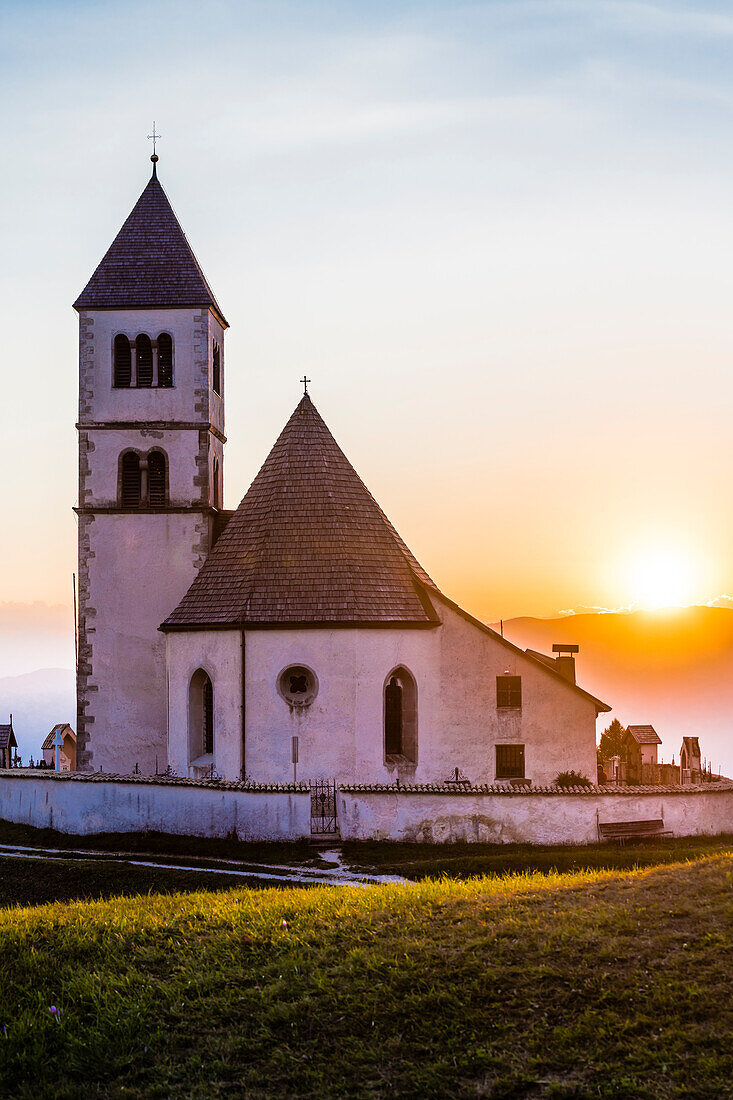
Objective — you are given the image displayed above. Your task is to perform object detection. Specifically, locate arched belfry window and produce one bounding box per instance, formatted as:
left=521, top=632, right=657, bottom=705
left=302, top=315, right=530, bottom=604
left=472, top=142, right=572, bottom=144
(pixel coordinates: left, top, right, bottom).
left=113, top=335, right=131, bottom=387
left=212, top=340, right=221, bottom=396
left=189, top=669, right=214, bottom=764
left=121, top=452, right=141, bottom=507
left=157, top=333, right=173, bottom=388
left=384, top=667, right=417, bottom=763
left=148, top=451, right=167, bottom=506
left=136, top=335, right=153, bottom=387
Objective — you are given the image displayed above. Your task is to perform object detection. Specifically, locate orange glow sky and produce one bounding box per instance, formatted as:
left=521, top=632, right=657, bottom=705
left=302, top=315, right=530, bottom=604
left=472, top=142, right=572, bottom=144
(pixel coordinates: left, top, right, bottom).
left=2, top=0, right=733, bottom=624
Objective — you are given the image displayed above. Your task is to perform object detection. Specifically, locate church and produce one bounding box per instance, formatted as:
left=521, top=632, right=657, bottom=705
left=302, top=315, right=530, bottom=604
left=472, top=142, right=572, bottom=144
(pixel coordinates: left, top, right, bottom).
left=73, top=154, right=610, bottom=789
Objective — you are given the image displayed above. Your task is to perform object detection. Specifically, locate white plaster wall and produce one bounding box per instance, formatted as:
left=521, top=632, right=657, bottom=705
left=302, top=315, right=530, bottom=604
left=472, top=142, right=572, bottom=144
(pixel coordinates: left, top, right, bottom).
left=337, top=788, right=733, bottom=844
left=86, top=513, right=207, bottom=774
left=183, top=597, right=601, bottom=785
left=85, top=428, right=202, bottom=504
left=0, top=774, right=309, bottom=841
left=167, top=631, right=243, bottom=779
left=83, top=308, right=221, bottom=424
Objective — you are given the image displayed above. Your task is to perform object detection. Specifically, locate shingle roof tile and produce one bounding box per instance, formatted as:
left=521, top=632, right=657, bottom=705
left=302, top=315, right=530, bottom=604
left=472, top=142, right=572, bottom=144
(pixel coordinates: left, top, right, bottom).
left=0, top=724, right=16, bottom=751
left=73, top=169, right=226, bottom=324
left=627, top=724, right=662, bottom=745
left=162, top=394, right=438, bottom=628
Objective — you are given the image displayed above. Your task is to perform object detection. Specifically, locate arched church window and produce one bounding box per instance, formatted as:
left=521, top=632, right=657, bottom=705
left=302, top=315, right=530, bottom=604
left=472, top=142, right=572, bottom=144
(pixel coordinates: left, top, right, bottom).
left=120, top=452, right=141, bottom=507
left=148, top=451, right=167, bottom=506
left=278, top=665, right=318, bottom=707
left=384, top=667, right=417, bottom=763
left=189, top=669, right=214, bottom=762
left=157, top=333, right=173, bottom=388
left=113, top=334, right=131, bottom=388
left=212, top=340, right=221, bottom=396
left=136, top=335, right=153, bottom=387
left=213, top=456, right=221, bottom=509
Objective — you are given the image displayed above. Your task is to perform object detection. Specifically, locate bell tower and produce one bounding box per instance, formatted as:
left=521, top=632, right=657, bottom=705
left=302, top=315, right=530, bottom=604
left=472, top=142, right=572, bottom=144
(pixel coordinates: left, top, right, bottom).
left=73, top=153, right=228, bottom=773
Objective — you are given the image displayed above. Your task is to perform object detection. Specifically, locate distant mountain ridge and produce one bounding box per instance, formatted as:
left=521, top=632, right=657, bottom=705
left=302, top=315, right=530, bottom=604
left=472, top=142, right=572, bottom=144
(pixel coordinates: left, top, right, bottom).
left=496, top=606, right=733, bottom=774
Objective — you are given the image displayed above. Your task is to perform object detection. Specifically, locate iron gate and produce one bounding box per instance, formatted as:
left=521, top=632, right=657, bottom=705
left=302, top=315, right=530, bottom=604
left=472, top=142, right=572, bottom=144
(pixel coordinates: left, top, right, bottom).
left=310, top=779, right=338, bottom=835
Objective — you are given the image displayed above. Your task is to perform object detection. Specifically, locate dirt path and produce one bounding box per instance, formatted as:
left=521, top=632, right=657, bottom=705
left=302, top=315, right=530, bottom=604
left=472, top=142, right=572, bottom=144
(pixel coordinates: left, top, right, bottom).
left=0, top=842, right=409, bottom=888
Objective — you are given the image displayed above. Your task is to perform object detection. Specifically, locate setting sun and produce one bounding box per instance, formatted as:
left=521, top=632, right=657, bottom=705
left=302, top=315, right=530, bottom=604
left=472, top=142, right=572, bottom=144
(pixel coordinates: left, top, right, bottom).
left=625, top=544, right=701, bottom=610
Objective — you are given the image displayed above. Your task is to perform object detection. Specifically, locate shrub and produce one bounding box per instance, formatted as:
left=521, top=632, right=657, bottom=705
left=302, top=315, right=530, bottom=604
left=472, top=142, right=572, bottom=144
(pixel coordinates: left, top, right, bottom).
left=555, top=770, right=592, bottom=788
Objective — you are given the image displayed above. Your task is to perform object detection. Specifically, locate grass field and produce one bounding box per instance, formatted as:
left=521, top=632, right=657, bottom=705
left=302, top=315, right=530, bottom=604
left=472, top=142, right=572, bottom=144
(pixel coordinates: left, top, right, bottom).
left=0, top=849, right=731, bottom=1098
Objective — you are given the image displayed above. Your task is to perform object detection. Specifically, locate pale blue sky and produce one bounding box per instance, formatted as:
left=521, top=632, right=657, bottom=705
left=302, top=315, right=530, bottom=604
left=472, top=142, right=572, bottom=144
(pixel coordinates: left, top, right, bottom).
left=2, top=0, right=733, bottom=621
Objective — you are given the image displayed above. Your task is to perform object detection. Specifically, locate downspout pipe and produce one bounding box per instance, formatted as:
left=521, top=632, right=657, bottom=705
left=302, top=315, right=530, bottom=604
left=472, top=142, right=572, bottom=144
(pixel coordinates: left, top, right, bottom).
left=240, top=629, right=246, bottom=781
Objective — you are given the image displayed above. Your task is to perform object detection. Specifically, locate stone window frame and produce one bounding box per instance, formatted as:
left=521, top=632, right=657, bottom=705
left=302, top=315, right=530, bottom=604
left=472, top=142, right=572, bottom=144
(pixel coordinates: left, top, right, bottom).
left=383, top=665, right=418, bottom=765
left=277, top=664, right=319, bottom=708
left=117, top=445, right=170, bottom=507
left=188, top=667, right=215, bottom=767
left=110, top=331, right=176, bottom=389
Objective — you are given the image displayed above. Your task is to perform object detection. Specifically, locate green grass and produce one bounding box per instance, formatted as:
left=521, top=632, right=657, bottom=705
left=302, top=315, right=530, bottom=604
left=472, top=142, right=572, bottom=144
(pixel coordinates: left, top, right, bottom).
left=0, top=852, right=731, bottom=1098
left=342, top=833, right=733, bottom=879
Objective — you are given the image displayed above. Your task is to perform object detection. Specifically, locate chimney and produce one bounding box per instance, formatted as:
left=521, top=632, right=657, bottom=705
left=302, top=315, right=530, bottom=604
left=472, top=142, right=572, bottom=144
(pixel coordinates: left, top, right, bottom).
left=552, top=643, right=579, bottom=684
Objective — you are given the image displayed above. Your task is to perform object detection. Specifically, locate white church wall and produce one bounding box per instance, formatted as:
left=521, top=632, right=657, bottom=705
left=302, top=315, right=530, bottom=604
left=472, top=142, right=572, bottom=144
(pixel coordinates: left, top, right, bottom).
left=167, top=630, right=244, bottom=780
left=430, top=596, right=599, bottom=787
left=243, top=626, right=441, bottom=785
left=83, top=512, right=208, bottom=775
left=0, top=773, right=310, bottom=841
left=232, top=601, right=598, bottom=787
left=337, top=786, right=733, bottom=845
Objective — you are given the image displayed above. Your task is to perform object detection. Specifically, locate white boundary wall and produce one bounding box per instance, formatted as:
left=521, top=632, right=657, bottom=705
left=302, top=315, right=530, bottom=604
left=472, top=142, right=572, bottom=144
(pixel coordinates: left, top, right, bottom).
left=336, top=787, right=733, bottom=845
left=0, top=773, right=310, bottom=842
left=1, top=774, right=731, bottom=846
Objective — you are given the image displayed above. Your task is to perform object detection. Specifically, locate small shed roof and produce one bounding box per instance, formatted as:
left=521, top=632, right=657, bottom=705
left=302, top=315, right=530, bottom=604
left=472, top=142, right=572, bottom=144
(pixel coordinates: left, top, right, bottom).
left=0, top=723, right=17, bottom=751
left=41, top=723, right=76, bottom=751
left=626, top=724, right=662, bottom=745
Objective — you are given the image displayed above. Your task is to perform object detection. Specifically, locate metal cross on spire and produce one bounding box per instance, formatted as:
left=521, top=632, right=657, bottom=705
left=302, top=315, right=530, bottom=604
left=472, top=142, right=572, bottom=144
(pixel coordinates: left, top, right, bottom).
left=147, top=121, right=162, bottom=160
left=301, top=376, right=311, bottom=395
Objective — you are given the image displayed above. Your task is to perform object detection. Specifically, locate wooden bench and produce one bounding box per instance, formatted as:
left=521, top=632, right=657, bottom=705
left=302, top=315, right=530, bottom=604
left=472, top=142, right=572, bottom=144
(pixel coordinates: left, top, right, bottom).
left=597, top=818, right=673, bottom=845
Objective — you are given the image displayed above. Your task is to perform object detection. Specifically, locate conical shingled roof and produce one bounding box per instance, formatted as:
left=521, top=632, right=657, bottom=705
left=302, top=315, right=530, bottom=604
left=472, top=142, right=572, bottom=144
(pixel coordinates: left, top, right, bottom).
left=161, top=395, right=439, bottom=629
left=73, top=168, right=227, bottom=324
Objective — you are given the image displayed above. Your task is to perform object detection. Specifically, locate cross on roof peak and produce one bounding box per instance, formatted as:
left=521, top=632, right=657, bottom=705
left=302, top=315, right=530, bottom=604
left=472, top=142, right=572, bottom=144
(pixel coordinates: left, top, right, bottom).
left=301, top=376, right=311, bottom=396
left=147, top=122, right=162, bottom=172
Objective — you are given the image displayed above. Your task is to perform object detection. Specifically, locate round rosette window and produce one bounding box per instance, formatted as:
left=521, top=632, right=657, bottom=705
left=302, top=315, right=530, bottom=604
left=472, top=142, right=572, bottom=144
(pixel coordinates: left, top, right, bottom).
left=278, top=665, right=318, bottom=707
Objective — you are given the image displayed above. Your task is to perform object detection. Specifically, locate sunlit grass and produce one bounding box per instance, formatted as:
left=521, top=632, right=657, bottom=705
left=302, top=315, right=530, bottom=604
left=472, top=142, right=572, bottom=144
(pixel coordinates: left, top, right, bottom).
left=0, top=851, right=731, bottom=1098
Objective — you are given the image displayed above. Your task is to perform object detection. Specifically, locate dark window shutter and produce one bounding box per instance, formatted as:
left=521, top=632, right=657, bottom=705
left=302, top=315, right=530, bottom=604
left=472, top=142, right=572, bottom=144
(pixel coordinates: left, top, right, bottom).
left=203, top=677, right=214, bottom=755
left=121, top=453, right=141, bottom=506
left=157, top=333, right=173, bottom=387
left=497, top=675, right=522, bottom=708
left=496, top=743, right=525, bottom=779
left=148, top=451, right=166, bottom=506
left=113, top=335, right=131, bottom=387
left=212, top=341, right=221, bottom=396
left=136, top=335, right=153, bottom=387
left=385, top=677, right=403, bottom=755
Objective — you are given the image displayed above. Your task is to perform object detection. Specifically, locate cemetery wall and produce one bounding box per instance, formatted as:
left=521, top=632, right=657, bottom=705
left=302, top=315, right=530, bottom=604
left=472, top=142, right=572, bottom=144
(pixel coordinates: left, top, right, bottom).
left=0, top=772, right=310, bottom=841
left=336, top=784, right=733, bottom=844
